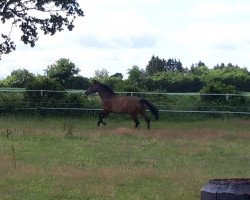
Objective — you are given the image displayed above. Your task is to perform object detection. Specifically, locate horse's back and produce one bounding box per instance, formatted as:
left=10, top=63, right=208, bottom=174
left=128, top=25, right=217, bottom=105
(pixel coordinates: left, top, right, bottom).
left=109, top=96, right=142, bottom=114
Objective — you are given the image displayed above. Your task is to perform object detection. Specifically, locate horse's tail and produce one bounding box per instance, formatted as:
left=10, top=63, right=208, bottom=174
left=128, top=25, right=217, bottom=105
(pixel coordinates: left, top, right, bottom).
left=140, top=98, right=159, bottom=120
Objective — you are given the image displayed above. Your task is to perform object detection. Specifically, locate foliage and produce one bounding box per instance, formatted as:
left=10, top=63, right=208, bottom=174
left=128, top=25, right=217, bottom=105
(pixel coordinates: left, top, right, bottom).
left=145, top=72, right=203, bottom=92
left=0, top=56, right=250, bottom=117
left=0, top=0, right=84, bottom=57
left=66, top=76, right=89, bottom=90
left=62, top=92, right=91, bottom=108
left=0, top=92, right=23, bottom=111
left=45, top=58, right=81, bottom=88
left=24, top=75, right=64, bottom=106
left=202, top=67, right=250, bottom=92
left=200, top=81, right=236, bottom=95
left=190, top=65, right=209, bottom=76
left=110, top=72, right=123, bottom=79
left=146, top=56, right=184, bottom=75
left=26, top=75, right=64, bottom=91
left=127, top=65, right=147, bottom=89
left=199, top=81, right=246, bottom=110
left=2, top=57, right=250, bottom=94
left=146, top=55, right=166, bottom=75
left=0, top=79, right=4, bottom=87
left=2, top=69, right=35, bottom=88
left=94, top=68, right=109, bottom=79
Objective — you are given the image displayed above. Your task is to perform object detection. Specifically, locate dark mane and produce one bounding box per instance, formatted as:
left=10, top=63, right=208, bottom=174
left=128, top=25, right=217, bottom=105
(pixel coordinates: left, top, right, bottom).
left=99, top=83, right=116, bottom=96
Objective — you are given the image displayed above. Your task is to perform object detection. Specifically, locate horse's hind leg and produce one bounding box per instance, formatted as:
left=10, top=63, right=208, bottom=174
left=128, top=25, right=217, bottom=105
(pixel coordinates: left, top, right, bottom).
left=141, top=112, right=150, bottom=130
left=131, top=114, right=140, bottom=128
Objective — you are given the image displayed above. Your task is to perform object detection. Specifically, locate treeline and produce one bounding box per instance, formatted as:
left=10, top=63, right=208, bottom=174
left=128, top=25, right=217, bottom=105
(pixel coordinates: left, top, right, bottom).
left=0, top=57, right=250, bottom=118
left=1, top=56, right=250, bottom=94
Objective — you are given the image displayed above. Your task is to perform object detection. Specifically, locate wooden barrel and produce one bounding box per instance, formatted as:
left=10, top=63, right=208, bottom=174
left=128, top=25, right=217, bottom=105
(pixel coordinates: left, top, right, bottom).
left=200, top=178, right=250, bottom=200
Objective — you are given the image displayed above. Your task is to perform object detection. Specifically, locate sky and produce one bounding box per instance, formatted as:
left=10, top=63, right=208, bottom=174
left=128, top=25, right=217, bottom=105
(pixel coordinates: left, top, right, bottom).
left=1, top=0, right=250, bottom=79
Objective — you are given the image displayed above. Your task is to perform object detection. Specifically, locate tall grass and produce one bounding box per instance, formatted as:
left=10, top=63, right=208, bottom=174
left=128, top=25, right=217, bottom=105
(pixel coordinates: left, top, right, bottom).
left=0, top=116, right=249, bottom=200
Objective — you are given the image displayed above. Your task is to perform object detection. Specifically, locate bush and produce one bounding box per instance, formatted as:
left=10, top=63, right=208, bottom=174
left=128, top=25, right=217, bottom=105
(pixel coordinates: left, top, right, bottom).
left=199, top=81, right=246, bottom=111
left=24, top=76, right=64, bottom=107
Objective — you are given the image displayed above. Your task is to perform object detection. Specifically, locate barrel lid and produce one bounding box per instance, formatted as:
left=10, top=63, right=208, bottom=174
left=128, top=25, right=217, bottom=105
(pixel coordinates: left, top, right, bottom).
left=201, top=178, right=250, bottom=197
left=208, top=178, right=250, bottom=185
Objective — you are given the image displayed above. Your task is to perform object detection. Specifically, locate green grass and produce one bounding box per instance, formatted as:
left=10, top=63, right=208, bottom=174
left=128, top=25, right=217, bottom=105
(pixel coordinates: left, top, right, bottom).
left=0, top=116, right=250, bottom=200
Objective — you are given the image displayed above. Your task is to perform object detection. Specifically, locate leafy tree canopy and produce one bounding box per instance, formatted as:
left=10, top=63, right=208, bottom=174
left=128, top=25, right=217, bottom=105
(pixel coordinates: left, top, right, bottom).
left=0, top=0, right=84, bottom=57
left=191, top=61, right=206, bottom=68
left=127, top=65, right=145, bottom=81
left=146, top=55, right=184, bottom=75
left=94, top=68, right=109, bottom=79
left=146, top=55, right=166, bottom=75
left=190, top=64, right=209, bottom=76
left=110, top=72, right=123, bottom=79
left=214, top=63, right=240, bottom=70
left=3, top=68, right=34, bottom=87
left=45, top=58, right=80, bottom=87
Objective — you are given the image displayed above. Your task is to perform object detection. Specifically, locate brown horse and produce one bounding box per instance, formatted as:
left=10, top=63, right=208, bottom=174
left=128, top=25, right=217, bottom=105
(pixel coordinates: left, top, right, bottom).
left=85, top=80, right=159, bottom=129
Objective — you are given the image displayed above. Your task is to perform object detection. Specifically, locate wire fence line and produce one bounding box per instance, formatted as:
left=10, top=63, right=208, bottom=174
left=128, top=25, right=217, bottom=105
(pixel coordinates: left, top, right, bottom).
left=2, top=107, right=250, bottom=115
left=0, top=89, right=250, bottom=115
left=1, top=88, right=250, bottom=97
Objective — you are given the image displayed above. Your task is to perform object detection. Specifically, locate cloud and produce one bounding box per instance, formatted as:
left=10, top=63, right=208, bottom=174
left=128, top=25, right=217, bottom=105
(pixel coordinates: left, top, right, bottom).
left=75, top=33, right=156, bottom=49
left=71, top=8, right=157, bottom=49
left=1, top=0, right=250, bottom=78
left=213, top=43, right=238, bottom=51
left=0, top=1, right=164, bottom=78
left=190, top=1, right=250, bottom=18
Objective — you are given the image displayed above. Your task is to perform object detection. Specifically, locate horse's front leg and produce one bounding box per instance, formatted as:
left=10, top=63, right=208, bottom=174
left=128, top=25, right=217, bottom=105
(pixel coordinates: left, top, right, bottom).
left=97, top=111, right=104, bottom=126
left=97, top=111, right=109, bottom=126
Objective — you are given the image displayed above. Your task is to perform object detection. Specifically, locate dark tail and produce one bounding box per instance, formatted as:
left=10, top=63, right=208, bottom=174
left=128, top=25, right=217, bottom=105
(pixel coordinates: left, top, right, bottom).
left=140, top=98, right=159, bottom=120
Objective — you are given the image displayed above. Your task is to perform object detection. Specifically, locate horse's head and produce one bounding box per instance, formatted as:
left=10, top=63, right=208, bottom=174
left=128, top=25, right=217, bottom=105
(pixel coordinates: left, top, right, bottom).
left=85, top=80, right=100, bottom=95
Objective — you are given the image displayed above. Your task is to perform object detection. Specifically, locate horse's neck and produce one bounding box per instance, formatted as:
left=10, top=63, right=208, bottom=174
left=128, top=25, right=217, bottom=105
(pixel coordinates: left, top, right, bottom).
left=97, top=89, right=115, bottom=101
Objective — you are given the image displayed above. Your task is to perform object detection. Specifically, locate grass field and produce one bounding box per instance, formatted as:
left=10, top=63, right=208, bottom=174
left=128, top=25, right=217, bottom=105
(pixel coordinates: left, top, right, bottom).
left=0, top=116, right=250, bottom=200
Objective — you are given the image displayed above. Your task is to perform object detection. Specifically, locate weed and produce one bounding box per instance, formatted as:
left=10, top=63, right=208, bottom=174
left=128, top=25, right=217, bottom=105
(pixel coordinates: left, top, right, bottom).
left=11, top=144, right=16, bottom=168
left=63, top=121, right=75, bottom=138
left=1, top=128, right=12, bottom=138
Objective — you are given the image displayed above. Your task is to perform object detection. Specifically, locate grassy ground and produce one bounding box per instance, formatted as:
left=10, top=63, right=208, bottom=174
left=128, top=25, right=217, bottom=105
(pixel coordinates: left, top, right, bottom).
left=0, top=116, right=250, bottom=200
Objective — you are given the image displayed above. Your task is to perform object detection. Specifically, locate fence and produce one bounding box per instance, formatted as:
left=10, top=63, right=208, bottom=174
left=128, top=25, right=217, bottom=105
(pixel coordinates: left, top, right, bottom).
left=0, top=88, right=250, bottom=116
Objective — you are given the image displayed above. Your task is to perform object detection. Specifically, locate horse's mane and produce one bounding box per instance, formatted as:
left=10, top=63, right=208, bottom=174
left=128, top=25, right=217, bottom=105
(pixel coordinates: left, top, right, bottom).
left=99, top=83, right=116, bottom=96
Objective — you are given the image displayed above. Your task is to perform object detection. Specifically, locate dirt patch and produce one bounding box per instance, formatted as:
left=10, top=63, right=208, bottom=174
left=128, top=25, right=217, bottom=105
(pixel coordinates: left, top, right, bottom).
left=80, top=127, right=250, bottom=141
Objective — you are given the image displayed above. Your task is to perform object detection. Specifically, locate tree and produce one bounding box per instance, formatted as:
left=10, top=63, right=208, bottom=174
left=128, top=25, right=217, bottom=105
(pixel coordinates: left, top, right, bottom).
left=200, top=81, right=246, bottom=108
left=45, top=58, right=80, bottom=88
left=214, top=63, right=239, bottom=70
left=3, top=68, right=35, bottom=87
left=190, top=64, right=209, bottom=76
left=110, top=72, right=123, bottom=79
left=165, top=58, right=184, bottom=72
left=94, top=68, right=109, bottom=79
left=146, top=56, right=184, bottom=75
left=0, top=0, right=84, bottom=57
left=146, top=55, right=166, bottom=75
left=127, top=65, right=147, bottom=90
left=191, top=61, right=206, bottom=68
left=25, top=75, right=64, bottom=107
left=67, top=76, right=89, bottom=90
